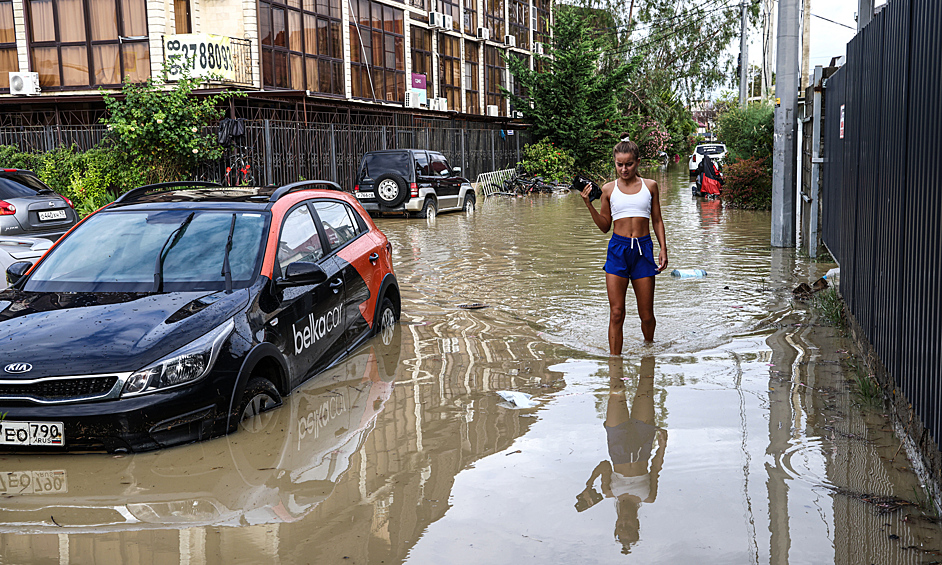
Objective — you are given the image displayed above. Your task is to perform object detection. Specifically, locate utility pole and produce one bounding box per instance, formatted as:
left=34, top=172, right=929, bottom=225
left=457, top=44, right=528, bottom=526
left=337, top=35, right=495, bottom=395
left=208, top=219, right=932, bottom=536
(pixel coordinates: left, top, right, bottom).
left=857, top=0, right=874, bottom=31
left=771, top=0, right=799, bottom=247
left=801, top=0, right=810, bottom=92
left=739, top=1, right=749, bottom=105
left=761, top=0, right=774, bottom=98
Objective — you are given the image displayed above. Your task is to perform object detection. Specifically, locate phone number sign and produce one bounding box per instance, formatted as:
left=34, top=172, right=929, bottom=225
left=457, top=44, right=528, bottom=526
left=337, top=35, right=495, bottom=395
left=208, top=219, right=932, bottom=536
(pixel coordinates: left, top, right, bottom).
left=164, top=34, right=236, bottom=81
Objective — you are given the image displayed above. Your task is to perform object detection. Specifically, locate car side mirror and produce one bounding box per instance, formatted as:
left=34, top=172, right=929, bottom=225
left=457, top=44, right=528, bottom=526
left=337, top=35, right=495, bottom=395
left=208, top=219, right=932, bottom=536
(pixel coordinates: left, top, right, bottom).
left=451, top=166, right=462, bottom=175
left=6, top=261, right=32, bottom=287
left=278, top=261, right=328, bottom=287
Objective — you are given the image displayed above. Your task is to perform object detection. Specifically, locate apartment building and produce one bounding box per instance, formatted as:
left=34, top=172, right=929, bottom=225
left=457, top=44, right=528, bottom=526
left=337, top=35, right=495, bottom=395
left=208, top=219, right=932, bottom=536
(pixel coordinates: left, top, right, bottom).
left=0, top=0, right=552, bottom=117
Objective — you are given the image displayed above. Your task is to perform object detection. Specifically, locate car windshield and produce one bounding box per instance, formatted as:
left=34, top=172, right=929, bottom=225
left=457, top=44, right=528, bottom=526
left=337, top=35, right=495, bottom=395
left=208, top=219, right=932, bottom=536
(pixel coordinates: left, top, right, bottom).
left=24, top=210, right=269, bottom=293
left=697, top=145, right=726, bottom=155
left=362, top=152, right=412, bottom=178
left=0, top=173, right=52, bottom=199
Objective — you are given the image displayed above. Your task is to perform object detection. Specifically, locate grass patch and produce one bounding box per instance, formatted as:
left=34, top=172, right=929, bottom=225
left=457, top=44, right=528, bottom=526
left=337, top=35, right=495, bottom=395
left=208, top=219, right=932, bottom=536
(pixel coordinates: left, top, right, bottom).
left=813, top=287, right=847, bottom=332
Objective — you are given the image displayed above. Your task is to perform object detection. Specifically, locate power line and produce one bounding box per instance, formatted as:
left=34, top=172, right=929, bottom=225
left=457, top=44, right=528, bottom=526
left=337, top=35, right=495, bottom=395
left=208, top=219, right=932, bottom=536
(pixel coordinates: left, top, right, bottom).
left=810, top=13, right=855, bottom=30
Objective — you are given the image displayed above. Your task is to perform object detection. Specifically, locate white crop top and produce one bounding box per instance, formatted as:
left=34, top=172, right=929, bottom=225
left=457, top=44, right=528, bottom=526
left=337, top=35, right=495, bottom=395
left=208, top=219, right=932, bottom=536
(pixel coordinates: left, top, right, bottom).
left=610, top=178, right=652, bottom=220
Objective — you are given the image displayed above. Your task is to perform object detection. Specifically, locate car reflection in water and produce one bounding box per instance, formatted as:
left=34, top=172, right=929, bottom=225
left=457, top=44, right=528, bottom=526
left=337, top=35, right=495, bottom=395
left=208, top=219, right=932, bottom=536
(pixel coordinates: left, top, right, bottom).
left=0, top=322, right=401, bottom=532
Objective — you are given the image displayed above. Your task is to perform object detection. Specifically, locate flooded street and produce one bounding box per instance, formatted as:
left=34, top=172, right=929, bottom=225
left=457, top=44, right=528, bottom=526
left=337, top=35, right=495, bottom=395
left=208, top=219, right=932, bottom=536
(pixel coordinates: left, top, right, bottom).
left=2, top=164, right=940, bottom=564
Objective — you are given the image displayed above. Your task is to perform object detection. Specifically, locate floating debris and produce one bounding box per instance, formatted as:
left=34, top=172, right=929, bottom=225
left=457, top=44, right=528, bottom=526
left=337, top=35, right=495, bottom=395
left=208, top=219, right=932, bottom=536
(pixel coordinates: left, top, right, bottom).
left=828, top=486, right=917, bottom=514
left=458, top=303, right=489, bottom=310
left=496, top=390, right=539, bottom=408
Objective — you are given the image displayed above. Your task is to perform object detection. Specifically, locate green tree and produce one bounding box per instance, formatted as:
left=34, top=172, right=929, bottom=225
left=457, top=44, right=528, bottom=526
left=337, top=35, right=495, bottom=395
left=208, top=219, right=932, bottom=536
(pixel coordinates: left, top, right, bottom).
left=505, top=7, right=634, bottom=170
left=100, top=73, right=240, bottom=184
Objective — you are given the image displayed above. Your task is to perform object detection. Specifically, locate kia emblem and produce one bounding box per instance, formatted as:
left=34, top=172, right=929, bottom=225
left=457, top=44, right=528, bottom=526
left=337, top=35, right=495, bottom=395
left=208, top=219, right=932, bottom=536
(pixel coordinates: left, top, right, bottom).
left=4, top=363, right=32, bottom=374
left=48, top=201, right=56, bottom=207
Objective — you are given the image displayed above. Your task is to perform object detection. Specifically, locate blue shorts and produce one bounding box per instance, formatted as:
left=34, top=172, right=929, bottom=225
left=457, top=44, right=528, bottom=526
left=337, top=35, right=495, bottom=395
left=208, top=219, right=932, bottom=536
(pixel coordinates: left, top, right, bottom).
left=604, top=234, right=659, bottom=280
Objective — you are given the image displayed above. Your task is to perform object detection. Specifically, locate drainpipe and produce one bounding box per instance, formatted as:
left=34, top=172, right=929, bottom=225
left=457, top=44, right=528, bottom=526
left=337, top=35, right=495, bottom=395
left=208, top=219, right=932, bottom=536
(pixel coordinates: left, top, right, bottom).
left=809, top=66, right=824, bottom=259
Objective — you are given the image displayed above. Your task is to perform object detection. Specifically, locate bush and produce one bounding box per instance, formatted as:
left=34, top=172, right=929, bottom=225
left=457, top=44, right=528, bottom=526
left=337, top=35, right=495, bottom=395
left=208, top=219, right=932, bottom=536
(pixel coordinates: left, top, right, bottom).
left=100, top=72, right=241, bottom=184
left=722, top=157, right=772, bottom=210
left=518, top=138, right=576, bottom=182
left=635, top=119, right=670, bottom=160
left=716, top=102, right=774, bottom=163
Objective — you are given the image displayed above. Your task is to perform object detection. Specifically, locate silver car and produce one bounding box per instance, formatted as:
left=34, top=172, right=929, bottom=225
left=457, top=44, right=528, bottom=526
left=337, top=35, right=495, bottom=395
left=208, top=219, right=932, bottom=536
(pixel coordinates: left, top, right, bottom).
left=0, top=236, right=52, bottom=289
left=0, top=169, right=78, bottom=241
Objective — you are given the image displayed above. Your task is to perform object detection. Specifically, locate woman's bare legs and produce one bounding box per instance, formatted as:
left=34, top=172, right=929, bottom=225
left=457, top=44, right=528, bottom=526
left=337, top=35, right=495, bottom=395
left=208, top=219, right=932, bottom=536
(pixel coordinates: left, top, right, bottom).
left=631, top=276, right=656, bottom=342
left=606, top=273, right=630, bottom=355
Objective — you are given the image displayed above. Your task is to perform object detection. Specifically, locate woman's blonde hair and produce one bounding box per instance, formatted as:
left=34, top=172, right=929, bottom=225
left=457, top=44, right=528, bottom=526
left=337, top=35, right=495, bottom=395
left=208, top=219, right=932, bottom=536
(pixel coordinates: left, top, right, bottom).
left=613, top=132, right=640, bottom=160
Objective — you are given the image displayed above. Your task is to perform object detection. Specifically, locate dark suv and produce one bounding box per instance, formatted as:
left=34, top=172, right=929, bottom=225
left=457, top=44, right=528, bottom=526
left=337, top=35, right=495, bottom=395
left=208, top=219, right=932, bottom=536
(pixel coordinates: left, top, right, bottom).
left=353, top=149, right=476, bottom=218
left=0, top=169, right=78, bottom=241
left=0, top=180, right=400, bottom=453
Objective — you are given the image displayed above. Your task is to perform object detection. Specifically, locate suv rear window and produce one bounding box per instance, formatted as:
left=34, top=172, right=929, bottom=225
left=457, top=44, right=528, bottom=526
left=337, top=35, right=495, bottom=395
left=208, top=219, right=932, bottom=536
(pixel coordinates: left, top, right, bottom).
left=696, top=145, right=725, bottom=155
left=0, top=172, right=53, bottom=199
left=362, top=152, right=413, bottom=179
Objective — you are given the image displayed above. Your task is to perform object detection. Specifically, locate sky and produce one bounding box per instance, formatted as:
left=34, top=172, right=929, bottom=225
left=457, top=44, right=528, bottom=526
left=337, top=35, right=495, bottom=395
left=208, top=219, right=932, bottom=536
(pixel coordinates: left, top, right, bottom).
left=748, top=0, right=887, bottom=73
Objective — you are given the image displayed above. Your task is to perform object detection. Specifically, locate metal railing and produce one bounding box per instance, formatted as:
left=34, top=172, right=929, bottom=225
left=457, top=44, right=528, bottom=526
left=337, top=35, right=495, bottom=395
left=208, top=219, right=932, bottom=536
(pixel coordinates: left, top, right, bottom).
left=476, top=168, right=516, bottom=197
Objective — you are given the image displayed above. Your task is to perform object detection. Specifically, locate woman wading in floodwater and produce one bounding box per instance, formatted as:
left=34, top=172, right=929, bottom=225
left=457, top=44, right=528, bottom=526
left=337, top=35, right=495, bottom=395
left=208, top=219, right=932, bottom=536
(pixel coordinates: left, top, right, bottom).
left=582, top=135, right=668, bottom=354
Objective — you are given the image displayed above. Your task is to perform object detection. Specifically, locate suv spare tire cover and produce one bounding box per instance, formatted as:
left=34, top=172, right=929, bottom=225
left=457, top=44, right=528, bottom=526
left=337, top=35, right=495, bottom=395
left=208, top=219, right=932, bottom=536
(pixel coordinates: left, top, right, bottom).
left=374, top=173, right=409, bottom=207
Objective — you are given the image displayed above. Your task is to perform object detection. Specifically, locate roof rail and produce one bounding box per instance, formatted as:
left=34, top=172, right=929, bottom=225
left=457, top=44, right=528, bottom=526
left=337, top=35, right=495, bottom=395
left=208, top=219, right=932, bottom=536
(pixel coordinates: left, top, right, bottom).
left=113, top=181, right=224, bottom=204
left=269, top=180, right=343, bottom=202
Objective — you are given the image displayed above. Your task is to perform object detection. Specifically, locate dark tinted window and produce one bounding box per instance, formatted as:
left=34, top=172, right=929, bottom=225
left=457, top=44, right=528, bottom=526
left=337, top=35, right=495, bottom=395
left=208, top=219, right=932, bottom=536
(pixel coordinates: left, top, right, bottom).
left=414, top=151, right=431, bottom=176
left=429, top=153, right=450, bottom=176
left=363, top=152, right=412, bottom=178
left=0, top=173, right=52, bottom=199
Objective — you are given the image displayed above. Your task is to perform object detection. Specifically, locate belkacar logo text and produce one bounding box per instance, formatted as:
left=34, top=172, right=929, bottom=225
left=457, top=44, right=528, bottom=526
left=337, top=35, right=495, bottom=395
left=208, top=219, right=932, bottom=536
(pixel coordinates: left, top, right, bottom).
left=294, top=306, right=343, bottom=354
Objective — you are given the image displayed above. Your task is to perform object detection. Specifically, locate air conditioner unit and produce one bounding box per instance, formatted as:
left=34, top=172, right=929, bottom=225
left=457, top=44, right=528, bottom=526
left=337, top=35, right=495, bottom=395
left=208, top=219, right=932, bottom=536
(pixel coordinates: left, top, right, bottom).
left=504, top=34, right=516, bottom=47
left=486, top=105, right=499, bottom=117
left=533, top=43, right=544, bottom=55
left=437, top=97, right=448, bottom=110
left=512, top=110, right=523, bottom=118
left=9, top=72, right=40, bottom=96
left=404, top=91, right=420, bottom=108
left=429, top=11, right=445, bottom=28
left=428, top=98, right=440, bottom=111
left=443, top=14, right=454, bottom=30
left=477, top=27, right=490, bottom=41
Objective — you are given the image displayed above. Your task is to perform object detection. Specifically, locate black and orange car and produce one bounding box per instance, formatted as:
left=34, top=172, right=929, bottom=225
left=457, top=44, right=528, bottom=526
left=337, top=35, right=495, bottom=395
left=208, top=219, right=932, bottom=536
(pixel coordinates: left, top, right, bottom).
left=0, top=181, right=400, bottom=453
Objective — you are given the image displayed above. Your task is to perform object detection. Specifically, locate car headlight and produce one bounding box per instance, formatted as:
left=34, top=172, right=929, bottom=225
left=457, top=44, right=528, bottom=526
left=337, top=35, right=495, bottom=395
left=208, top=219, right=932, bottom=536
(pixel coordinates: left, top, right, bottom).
left=122, top=319, right=235, bottom=396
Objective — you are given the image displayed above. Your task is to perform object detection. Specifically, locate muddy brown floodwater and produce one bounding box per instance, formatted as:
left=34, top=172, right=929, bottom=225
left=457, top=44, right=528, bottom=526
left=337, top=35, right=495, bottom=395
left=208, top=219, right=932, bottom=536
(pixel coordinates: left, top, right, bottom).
left=1, top=164, right=941, bottom=564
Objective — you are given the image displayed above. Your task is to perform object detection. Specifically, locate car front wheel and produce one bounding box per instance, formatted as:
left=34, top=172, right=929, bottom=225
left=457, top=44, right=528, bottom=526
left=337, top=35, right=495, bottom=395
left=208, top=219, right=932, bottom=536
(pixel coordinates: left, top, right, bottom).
left=463, top=193, right=475, bottom=213
left=238, top=377, right=283, bottom=432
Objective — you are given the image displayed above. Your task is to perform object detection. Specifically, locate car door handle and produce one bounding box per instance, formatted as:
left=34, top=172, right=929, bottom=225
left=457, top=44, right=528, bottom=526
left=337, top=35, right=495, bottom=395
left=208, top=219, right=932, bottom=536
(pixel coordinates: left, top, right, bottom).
left=329, top=278, right=343, bottom=293
left=369, top=252, right=379, bottom=264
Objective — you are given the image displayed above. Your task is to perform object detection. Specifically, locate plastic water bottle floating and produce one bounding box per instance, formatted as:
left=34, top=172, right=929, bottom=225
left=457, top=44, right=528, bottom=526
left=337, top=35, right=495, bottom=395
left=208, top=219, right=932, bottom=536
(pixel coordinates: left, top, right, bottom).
left=671, top=269, right=707, bottom=278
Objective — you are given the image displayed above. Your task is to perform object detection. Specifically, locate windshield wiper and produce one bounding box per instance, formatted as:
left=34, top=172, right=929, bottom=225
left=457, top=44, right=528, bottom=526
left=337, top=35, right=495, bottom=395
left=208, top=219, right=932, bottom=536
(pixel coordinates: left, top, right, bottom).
left=153, top=212, right=195, bottom=293
left=221, top=214, right=236, bottom=294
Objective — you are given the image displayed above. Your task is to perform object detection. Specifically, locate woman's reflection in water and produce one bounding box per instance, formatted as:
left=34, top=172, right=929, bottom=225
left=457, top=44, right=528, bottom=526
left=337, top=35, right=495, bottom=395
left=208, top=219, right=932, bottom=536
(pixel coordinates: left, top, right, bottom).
left=577, top=356, right=667, bottom=554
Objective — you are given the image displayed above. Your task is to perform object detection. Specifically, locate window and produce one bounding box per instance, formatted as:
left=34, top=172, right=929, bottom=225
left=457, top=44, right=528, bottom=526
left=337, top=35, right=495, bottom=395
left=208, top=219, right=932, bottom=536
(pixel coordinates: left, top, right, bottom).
left=464, top=41, right=479, bottom=114
left=414, top=151, right=430, bottom=176
left=410, top=25, right=431, bottom=102
left=0, top=0, right=16, bottom=89
left=279, top=204, right=324, bottom=272
left=429, top=153, right=450, bottom=176
left=438, top=33, right=459, bottom=111
left=350, top=0, right=404, bottom=102
left=436, top=0, right=457, bottom=31
left=508, top=0, right=527, bottom=49
left=485, top=0, right=503, bottom=42
left=408, top=0, right=426, bottom=21
left=485, top=45, right=504, bottom=115
left=259, top=0, right=343, bottom=94
left=27, top=0, right=149, bottom=88
left=533, top=0, right=549, bottom=46
left=173, top=0, right=190, bottom=33
left=509, top=51, right=526, bottom=111
left=462, top=0, right=476, bottom=35
left=312, top=201, right=360, bottom=250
